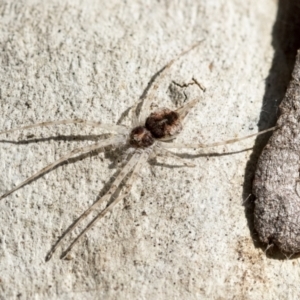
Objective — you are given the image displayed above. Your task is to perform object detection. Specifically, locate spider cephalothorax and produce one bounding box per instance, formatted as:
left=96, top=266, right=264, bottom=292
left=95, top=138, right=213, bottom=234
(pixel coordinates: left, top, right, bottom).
left=129, top=126, right=154, bottom=148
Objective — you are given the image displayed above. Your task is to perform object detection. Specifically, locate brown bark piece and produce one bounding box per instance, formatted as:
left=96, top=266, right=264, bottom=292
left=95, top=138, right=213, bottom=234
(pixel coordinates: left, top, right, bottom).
left=253, top=50, right=300, bottom=254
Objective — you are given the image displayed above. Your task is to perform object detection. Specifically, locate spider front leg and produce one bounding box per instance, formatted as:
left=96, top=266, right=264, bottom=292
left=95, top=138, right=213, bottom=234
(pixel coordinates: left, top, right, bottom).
left=137, top=40, right=204, bottom=125
left=0, top=135, right=125, bottom=200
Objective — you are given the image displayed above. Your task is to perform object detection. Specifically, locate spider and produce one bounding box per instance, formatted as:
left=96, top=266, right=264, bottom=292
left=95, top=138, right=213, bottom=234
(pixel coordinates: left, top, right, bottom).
left=0, top=41, right=275, bottom=261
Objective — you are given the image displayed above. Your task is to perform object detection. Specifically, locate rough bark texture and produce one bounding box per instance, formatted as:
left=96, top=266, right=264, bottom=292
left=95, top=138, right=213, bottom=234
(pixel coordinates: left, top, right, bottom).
left=1, top=0, right=300, bottom=299
left=253, top=51, right=300, bottom=254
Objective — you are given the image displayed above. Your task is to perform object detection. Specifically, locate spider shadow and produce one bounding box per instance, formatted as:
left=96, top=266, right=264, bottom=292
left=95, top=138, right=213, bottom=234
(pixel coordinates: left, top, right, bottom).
left=173, top=147, right=253, bottom=159
left=150, top=147, right=253, bottom=169
left=0, top=133, right=110, bottom=145
left=242, top=0, right=300, bottom=260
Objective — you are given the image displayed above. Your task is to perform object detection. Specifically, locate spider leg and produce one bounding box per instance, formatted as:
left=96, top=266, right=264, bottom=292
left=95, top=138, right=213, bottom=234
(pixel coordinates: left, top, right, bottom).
left=173, top=79, right=206, bottom=125
left=175, top=98, right=199, bottom=123
left=0, top=119, right=128, bottom=136
left=45, top=149, right=146, bottom=261
left=59, top=150, right=148, bottom=260
left=154, top=145, right=195, bottom=167
left=138, top=40, right=204, bottom=123
left=131, top=102, right=141, bottom=127
left=161, top=126, right=277, bottom=149
left=0, top=136, right=124, bottom=200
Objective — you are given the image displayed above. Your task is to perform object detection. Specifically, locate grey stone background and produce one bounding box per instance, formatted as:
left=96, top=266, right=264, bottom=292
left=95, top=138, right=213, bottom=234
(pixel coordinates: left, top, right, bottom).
left=0, top=0, right=300, bottom=299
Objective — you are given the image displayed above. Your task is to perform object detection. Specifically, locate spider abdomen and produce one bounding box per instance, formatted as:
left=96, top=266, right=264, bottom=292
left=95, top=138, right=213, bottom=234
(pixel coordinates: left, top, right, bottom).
left=145, top=108, right=182, bottom=139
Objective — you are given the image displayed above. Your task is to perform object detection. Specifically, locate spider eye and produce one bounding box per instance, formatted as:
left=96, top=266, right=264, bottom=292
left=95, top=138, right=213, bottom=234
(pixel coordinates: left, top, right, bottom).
left=145, top=108, right=182, bottom=139
left=129, top=126, right=154, bottom=148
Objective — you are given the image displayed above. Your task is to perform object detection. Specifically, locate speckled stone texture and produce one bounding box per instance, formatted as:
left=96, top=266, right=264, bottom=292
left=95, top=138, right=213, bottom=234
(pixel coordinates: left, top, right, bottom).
left=253, top=51, right=300, bottom=254
left=2, top=0, right=300, bottom=299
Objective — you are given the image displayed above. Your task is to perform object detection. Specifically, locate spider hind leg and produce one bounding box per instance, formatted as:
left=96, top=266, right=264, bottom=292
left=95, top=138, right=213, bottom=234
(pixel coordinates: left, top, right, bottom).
left=46, top=150, right=148, bottom=260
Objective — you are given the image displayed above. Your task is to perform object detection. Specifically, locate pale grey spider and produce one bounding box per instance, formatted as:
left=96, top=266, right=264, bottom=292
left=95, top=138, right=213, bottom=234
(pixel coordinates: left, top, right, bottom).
left=0, top=41, right=275, bottom=260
